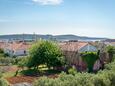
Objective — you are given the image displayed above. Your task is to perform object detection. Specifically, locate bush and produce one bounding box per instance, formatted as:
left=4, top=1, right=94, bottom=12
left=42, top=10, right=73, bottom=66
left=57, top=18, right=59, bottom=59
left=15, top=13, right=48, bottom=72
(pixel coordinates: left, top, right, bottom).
left=0, top=72, right=9, bottom=86
left=68, top=66, right=77, bottom=75
left=3, top=53, right=9, bottom=57
left=33, top=58, right=115, bottom=86
left=0, top=78, right=9, bottom=86
left=17, top=57, right=29, bottom=67
left=33, top=72, right=94, bottom=86
left=0, top=49, right=4, bottom=54
left=0, top=58, right=15, bottom=66
left=106, top=46, right=115, bottom=62
left=81, top=52, right=99, bottom=72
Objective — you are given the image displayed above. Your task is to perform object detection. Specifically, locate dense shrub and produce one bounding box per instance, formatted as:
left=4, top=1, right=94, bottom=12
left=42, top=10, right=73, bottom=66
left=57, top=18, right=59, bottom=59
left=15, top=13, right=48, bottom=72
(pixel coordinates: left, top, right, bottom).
left=0, top=72, right=9, bottom=86
left=33, top=59, right=115, bottom=86
left=0, top=57, right=28, bottom=66
left=106, top=46, right=115, bottom=62
left=68, top=66, right=77, bottom=75
left=34, top=72, right=94, bottom=86
left=16, top=57, right=28, bottom=67
left=3, top=53, right=9, bottom=57
left=0, top=49, right=4, bottom=54
left=81, top=52, right=99, bottom=72
left=0, top=78, right=8, bottom=86
left=0, top=58, right=15, bottom=65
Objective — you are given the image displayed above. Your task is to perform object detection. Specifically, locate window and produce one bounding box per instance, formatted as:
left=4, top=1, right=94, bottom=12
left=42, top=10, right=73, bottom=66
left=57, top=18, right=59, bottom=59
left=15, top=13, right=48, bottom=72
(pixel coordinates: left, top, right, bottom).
left=24, top=50, right=26, bottom=54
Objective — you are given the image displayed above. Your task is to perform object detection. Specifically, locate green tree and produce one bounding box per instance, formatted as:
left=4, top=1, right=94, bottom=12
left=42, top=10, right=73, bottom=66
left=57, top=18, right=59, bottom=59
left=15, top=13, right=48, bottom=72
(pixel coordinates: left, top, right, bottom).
left=106, top=46, right=115, bottom=62
left=81, top=52, right=99, bottom=72
left=27, top=40, right=65, bottom=69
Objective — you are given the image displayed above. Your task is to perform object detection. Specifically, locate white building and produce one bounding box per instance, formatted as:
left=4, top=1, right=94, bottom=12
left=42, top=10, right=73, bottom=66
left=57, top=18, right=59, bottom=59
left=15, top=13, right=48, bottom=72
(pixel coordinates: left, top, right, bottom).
left=4, top=42, right=31, bottom=56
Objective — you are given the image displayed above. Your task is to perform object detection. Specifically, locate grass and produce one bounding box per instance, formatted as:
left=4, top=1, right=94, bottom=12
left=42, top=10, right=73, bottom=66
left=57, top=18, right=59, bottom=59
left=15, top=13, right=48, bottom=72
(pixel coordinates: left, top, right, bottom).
left=3, top=71, right=17, bottom=78
left=20, top=69, right=39, bottom=76
left=2, top=64, right=61, bottom=78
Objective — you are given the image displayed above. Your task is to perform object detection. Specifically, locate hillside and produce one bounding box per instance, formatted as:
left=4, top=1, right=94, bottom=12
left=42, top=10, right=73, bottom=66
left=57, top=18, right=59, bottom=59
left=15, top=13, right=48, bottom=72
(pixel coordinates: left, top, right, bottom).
left=0, top=34, right=107, bottom=41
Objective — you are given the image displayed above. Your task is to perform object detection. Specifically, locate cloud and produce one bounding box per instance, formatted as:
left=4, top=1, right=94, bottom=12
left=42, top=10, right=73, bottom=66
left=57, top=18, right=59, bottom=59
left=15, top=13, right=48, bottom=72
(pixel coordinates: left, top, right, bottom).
left=32, top=0, right=63, bottom=5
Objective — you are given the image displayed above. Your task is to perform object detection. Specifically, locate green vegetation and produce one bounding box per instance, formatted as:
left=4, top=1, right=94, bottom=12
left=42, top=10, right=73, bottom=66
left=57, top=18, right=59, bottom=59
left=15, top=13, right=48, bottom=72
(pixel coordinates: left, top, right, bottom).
left=0, top=72, right=9, bottom=86
left=106, top=45, right=115, bottom=62
left=26, top=40, right=65, bottom=69
left=33, top=57, right=115, bottom=86
left=3, top=71, right=18, bottom=78
left=68, top=66, right=77, bottom=75
left=0, top=78, right=8, bottom=86
left=81, top=52, right=99, bottom=72
left=0, top=58, right=15, bottom=66
left=0, top=49, right=4, bottom=54
left=0, top=49, right=9, bottom=58
left=0, top=48, right=14, bottom=66
left=0, top=42, right=115, bottom=86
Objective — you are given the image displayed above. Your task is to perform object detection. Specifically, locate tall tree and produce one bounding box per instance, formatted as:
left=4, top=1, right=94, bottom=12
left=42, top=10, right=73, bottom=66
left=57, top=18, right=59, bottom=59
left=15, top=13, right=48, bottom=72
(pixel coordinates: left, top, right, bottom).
left=27, top=40, right=65, bottom=69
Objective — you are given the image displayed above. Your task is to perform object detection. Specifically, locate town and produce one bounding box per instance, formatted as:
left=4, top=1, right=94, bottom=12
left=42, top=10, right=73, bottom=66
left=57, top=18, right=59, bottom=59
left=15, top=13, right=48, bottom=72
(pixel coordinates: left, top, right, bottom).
left=0, top=0, right=115, bottom=86
left=0, top=36, right=115, bottom=86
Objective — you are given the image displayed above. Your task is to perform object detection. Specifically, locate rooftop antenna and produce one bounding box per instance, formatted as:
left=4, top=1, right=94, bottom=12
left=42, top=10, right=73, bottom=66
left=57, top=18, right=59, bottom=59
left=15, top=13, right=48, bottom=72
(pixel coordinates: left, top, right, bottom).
left=22, top=33, right=25, bottom=43
left=87, top=41, right=89, bottom=51
left=33, top=32, right=37, bottom=42
left=77, top=40, right=79, bottom=53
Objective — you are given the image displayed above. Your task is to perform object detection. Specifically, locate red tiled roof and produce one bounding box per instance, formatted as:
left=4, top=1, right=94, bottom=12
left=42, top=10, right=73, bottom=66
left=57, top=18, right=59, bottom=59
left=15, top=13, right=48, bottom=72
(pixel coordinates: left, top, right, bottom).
left=6, top=42, right=31, bottom=51
left=0, top=42, right=6, bottom=49
left=59, top=42, right=88, bottom=51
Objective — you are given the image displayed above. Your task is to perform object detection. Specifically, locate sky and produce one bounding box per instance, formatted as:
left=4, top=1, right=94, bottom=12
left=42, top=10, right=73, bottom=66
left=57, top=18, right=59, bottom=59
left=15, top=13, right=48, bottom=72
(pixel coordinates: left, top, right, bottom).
left=0, top=0, right=115, bottom=38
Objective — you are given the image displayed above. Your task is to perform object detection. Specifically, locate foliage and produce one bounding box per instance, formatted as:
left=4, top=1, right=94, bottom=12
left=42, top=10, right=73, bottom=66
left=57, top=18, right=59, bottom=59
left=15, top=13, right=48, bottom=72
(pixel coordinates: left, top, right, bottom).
left=17, top=57, right=28, bottom=68
left=3, top=71, right=17, bottom=78
left=3, top=53, right=9, bottom=58
left=68, top=66, right=77, bottom=75
left=0, top=58, right=15, bottom=66
left=27, top=40, right=65, bottom=69
left=81, top=52, right=99, bottom=72
left=106, top=46, right=115, bottom=62
left=0, top=49, right=4, bottom=54
left=0, top=78, right=8, bottom=86
left=0, top=49, right=9, bottom=58
left=33, top=72, right=93, bottom=86
left=33, top=58, right=115, bottom=86
left=34, top=71, right=115, bottom=86
left=0, top=72, right=9, bottom=86
left=106, top=46, right=115, bottom=54
left=20, top=69, right=39, bottom=76
left=0, top=54, right=4, bottom=58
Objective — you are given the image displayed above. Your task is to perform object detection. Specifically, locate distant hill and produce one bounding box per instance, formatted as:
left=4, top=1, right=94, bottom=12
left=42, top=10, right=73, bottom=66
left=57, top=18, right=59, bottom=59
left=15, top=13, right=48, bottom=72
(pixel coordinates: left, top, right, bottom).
left=0, top=34, right=107, bottom=41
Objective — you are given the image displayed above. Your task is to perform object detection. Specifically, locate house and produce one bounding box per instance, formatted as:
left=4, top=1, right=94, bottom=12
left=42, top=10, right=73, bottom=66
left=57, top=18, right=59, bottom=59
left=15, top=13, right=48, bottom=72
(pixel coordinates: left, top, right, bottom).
left=104, top=39, right=115, bottom=42
left=59, top=41, right=98, bottom=71
left=105, top=42, right=115, bottom=46
left=4, top=42, right=31, bottom=56
left=59, top=41, right=98, bottom=53
left=103, top=39, right=115, bottom=46
left=0, top=42, right=6, bottom=49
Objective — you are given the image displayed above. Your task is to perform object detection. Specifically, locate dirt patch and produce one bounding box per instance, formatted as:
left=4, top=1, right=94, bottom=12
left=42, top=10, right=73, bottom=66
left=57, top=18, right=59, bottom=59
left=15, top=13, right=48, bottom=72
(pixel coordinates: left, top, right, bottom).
left=0, top=66, right=20, bottom=72
left=7, top=66, right=19, bottom=72
left=6, top=76, right=37, bottom=84
left=6, top=74, right=58, bottom=84
left=47, top=74, right=58, bottom=79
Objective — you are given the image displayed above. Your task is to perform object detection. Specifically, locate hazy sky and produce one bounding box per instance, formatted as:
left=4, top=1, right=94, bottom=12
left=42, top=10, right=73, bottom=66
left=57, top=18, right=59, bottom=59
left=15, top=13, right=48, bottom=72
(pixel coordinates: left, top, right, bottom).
left=0, top=0, right=115, bottom=38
